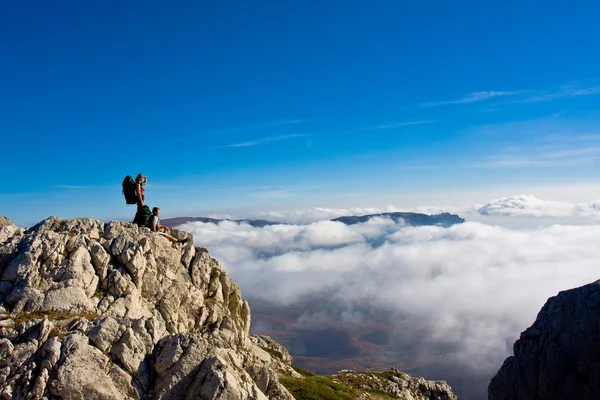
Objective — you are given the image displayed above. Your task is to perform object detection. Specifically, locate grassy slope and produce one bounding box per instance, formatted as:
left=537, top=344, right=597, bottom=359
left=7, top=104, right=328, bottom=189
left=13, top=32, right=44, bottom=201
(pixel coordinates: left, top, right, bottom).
left=279, top=367, right=397, bottom=400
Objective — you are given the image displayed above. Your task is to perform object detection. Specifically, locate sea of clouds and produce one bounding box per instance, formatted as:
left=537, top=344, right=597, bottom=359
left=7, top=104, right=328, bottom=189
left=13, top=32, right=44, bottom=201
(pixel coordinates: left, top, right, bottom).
left=208, top=194, right=600, bottom=224
left=178, top=194, right=600, bottom=398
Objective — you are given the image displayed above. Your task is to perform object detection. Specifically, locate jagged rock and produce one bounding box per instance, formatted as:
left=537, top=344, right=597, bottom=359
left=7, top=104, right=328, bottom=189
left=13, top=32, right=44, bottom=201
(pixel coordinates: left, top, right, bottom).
left=248, top=334, right=302, bottom=396
left=88, top=316, right=120, bottom=352
left=250, top=334, right=293, bottom=365
left=0, top=217, right=22, bottom=245
left=330, top=369, right=457, bottom=400
left=49, top=332, right=132, bottom=399
left=489, top=280, right=600, bottom=400
left=152, top=333, right=277, bottom=400
left=0, top=217, right=293, bottom=399
left=0, top=218, right=24, bottom=283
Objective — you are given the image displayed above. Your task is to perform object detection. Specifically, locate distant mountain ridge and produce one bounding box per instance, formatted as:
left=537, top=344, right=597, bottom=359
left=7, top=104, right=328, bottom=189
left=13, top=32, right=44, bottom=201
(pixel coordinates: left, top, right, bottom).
left=331, top=212, right=465, bottom=227
left=161, top=211, right=465, bottom=228
left=160, top=216, right=279, bottom=228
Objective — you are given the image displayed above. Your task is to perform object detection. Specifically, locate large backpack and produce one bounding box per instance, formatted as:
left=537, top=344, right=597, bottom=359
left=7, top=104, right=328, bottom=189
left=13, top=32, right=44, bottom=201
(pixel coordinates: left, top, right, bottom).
left=122, top=175, right=138, bottom=205
left=133, top=205, right=153, bottom=227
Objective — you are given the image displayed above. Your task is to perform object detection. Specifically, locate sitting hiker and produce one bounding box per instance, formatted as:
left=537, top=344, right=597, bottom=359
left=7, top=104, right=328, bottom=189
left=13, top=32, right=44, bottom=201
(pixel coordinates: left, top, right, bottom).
left=149, top=207, right=188, bottom=244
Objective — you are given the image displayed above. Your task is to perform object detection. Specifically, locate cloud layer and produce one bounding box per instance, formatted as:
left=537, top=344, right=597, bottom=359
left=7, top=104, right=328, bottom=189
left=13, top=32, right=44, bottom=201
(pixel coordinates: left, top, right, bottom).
left=180, top=213, right=600, bottom=378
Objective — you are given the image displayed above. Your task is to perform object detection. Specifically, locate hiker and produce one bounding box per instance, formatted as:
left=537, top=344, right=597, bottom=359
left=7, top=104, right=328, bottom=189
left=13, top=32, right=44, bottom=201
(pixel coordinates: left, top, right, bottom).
left=122, top=173, right=146, bottom=207
left=149, top=207, right=188, bottom=244
left=132, top=174, right=147, bottom=225
left=135, top=174, right=146, bottom=206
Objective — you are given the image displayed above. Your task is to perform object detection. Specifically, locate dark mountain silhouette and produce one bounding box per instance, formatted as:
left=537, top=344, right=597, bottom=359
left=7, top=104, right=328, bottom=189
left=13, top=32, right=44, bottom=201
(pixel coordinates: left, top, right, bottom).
left=161, top=211, right=465, bottom=229
left=332, top=212, right=465, bottom=227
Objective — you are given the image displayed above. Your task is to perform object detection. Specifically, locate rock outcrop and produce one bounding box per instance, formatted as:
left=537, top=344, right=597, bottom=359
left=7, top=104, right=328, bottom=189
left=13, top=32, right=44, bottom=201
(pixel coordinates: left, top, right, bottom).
left=489, top=280, right=600, bottom=400
left=330, top=368, right=457, bottom=400
left=0, top=216, right=294, bottom=399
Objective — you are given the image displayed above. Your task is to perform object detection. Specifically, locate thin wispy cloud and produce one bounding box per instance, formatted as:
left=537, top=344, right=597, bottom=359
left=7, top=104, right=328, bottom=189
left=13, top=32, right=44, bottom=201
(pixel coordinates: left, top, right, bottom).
left=358, top=120, right=435, bottom=131
left=204, top=119, right=304, bottom=137
left=420, top=91, right=521, bottom=107
left=514, top=85, right=600, bottom=104
left=53, top=185, right=90, bottom=189
left=476, top=145, right=600, bottom=168
left=222, top=133, right=311, bottom=148
left=420, top=83, right=600, bottom=108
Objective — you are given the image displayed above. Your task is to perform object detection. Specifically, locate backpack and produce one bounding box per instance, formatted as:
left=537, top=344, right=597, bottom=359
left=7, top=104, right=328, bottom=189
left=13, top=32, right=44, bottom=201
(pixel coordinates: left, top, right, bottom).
left=122, top=175, right=138, bottom=205
left=133, top=205, right=153, bottom=227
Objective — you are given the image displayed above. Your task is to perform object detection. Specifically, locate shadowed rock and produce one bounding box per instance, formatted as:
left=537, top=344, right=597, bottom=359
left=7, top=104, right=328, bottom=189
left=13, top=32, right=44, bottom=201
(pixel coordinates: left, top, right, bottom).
left=489, top=280, right=600, bottom=400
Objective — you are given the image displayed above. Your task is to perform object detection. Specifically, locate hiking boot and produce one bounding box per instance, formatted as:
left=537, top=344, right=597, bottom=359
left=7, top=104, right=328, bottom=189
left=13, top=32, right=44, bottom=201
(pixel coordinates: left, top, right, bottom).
left=178, top=238, right=189, bottom=244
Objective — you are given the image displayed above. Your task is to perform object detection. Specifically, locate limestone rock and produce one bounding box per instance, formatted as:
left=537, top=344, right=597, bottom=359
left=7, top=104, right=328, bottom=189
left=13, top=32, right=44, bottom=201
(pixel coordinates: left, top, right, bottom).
left=489, top=280, right=600, bottom=400
left=0, top=217, right=291, bottom=399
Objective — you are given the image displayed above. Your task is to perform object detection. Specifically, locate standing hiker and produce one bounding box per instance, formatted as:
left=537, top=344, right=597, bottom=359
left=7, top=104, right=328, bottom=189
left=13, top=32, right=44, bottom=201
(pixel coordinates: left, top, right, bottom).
left=132, top=174, right=148, bottom=226
left=135, top=174, right=147, bottom=206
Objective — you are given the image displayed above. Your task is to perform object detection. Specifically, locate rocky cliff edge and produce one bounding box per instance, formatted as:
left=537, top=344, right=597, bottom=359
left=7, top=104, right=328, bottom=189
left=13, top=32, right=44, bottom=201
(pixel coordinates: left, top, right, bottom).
left=0, top=216, right=457, bottom=400
left=0, top=216, right=296, bottom=399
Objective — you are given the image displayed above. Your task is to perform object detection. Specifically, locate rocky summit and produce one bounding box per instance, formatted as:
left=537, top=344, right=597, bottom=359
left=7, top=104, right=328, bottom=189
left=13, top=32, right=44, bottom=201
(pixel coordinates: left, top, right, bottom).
left=489, top=280, right=600, bottom=400
left=0, top=216, right=457, bottom=400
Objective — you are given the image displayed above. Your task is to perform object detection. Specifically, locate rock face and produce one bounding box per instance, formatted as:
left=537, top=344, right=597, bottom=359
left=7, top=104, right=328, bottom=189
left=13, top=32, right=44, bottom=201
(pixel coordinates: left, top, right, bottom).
left=0, top=216, right=294, bottom=399
left=489, top=280, right=600, bottom=400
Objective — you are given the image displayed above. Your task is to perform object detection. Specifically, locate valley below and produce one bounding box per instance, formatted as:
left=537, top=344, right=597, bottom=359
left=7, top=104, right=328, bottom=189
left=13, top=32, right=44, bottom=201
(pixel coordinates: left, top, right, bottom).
left=247, top=296, right=492, bottom=400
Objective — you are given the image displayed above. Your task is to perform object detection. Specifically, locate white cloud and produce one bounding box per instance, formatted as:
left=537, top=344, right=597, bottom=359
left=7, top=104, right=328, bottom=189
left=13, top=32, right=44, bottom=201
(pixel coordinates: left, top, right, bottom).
left=180, top=217, right=600, bottom=381
left=477, top=195, right=575, bottom=217
left=476, top=195, right=600, bottom=218
left=301, top=221, right=364, bottom=247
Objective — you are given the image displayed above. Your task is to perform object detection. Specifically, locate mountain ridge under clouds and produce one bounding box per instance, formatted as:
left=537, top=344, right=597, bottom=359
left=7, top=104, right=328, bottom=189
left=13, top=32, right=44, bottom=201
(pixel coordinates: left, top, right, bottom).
left=161, top=211, right=466, bottom=229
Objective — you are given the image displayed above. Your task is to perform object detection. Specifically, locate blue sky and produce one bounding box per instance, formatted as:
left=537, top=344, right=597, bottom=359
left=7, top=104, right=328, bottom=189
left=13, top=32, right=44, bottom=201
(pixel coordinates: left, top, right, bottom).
left=3, top=0, right=600, bottom=226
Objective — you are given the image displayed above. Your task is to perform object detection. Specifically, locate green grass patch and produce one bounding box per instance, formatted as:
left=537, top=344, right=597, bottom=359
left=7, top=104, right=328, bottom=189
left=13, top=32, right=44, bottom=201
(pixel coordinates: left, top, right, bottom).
left=279, top=375, right=355, bottom=400
left=259, top=346, right=284, bottom=360
left=368, top=371, right=400, bottom=380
